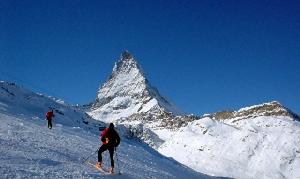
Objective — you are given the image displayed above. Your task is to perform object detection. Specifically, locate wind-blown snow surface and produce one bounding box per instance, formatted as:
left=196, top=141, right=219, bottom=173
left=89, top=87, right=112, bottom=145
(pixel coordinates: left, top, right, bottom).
left=157, top=116, right=300, bottom=179
left=0, top=81, right=216, bottom=178
left=0, top=113, right=211, bottom=179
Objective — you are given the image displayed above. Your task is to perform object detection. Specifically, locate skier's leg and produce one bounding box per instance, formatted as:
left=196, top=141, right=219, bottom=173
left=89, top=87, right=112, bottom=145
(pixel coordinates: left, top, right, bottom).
left=108, top=147, right=115, bottom=168
left=98, top=144, right=108, bottom=163
left=49, top=119, right=52, bottom=129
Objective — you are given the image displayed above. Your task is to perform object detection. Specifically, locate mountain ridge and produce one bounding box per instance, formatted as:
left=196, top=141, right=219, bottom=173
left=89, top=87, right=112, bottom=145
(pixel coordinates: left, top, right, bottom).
left=89, top=51, right=299, bottom=126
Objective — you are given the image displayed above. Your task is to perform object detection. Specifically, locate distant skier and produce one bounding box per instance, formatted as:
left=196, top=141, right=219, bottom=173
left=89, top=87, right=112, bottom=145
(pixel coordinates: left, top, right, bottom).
left=96, top=123, right=120, bottom=174
left=45, top=109, right=55, bottom=129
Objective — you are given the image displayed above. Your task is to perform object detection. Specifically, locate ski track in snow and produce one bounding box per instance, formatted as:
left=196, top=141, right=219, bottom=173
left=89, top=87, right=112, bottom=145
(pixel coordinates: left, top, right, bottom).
left=0, top=113, right=218, bottom=179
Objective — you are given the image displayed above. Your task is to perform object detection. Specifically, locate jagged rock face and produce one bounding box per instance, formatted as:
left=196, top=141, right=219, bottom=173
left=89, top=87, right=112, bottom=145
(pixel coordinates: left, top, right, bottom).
left=210, top=101, right=300, bottom=122
left=90, top=51, right=182, bottom=122
left=92, top=51, right=146, bottom=108
left=122, top=112, right=199, bottom=129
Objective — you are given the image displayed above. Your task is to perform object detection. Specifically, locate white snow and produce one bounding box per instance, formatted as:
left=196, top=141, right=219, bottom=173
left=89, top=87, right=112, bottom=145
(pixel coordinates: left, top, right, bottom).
left=157, top=116, right=300, bottom=179
left=0, top=113, right=213, bottom=178
left=90, top=96, right=143, bottom=123
left=139, top=98, right=158, bottom=113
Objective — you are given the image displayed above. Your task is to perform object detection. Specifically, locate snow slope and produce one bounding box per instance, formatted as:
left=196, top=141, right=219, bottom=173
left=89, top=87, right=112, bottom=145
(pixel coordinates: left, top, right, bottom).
left=0, top=81, right=100, bottom=129
left=0, top=113, right=213, bottom=179
left=157, top=116, right=300, bottom=179
left=0, top=81, right=217, bottom=179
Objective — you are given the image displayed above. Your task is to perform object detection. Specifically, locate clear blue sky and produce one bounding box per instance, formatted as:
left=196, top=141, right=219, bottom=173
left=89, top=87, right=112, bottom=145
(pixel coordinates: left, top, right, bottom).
left=1, top=0, right=300, bottom=115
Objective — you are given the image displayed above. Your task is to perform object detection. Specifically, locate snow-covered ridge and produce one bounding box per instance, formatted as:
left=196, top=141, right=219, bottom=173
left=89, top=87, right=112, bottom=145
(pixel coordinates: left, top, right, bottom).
left=209, top=101, right=300, bottom=122
left=0, top=81, right=103, bottom=130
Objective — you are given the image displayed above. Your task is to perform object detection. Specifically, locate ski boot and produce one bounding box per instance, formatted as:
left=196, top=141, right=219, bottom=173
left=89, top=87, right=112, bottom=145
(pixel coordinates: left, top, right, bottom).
left=95, top=162, right=102, bottom=169
left=108, top=167, right=114, bottom=174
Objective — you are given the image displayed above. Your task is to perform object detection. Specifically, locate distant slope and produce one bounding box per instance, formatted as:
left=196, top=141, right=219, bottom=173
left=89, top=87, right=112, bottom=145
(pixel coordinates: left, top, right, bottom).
left=0, top=81, right=100, bottom=129
left=157, top=115, right=300, bottom=179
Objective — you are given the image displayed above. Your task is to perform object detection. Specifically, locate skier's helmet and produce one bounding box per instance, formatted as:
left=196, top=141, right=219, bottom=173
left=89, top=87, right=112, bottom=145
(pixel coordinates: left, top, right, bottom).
left=109, top=123, right=114, bottom=129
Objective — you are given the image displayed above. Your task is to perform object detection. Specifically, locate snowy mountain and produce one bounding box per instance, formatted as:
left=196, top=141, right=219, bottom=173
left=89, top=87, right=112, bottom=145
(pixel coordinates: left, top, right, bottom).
left=116, top=100, right=300, bottom=178
left=210, top=101, right=300, bottom=121
left=89, top=51, right=182, bottom=122
left=0, top=81, right=215, bottom=178
left=87, top=52, right=300, bottom=179
left=157, top=102, right=300, bottom=179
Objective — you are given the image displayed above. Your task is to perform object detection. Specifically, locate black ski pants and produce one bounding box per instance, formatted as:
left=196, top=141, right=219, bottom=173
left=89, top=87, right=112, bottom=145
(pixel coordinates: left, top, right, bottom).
left=98, top=144, right=115, bottom=168
left=47, top=119, right=52, bottom=129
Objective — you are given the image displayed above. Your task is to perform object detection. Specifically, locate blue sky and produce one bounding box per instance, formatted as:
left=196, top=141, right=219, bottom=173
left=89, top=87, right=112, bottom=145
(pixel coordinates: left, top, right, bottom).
left=1, top=0, right=300, bottom=115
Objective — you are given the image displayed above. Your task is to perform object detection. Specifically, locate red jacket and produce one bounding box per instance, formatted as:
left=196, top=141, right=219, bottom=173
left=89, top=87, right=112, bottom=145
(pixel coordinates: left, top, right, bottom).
left=100, top=128, right=109, bottom=144
left=45, top=111, right=54, bottom=120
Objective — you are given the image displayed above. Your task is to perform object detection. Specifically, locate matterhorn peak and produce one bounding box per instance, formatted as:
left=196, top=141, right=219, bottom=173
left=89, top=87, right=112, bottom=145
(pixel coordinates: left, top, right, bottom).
left=121, top=50, right=133, bottom=60
left=89, top=51, right=182, bottom=122
left=111, top=50, right=143, bottom=76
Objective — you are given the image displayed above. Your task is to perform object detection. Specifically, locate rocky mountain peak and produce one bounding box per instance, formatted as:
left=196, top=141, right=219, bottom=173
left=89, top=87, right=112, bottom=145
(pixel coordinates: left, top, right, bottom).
left=89, top=51, right=182, bottom=122
left=111, top=50, right=142, bottom=76
left=121, top=50, right=133, bottom=60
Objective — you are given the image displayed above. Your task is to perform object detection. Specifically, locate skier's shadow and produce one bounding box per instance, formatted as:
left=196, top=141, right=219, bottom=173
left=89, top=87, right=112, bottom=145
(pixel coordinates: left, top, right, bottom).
left=38, top=159, right=61, bottom=166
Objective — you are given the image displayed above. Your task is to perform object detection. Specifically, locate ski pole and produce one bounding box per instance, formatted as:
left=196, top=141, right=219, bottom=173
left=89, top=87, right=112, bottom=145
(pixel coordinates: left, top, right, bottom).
left=82, top=149, right=99, bottom=163
left=115, top=148, right=121, bottom=174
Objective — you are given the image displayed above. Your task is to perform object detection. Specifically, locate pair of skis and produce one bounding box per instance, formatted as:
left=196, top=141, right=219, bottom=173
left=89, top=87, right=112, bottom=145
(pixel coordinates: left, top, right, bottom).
left=85, top=160, right=122, bottom=176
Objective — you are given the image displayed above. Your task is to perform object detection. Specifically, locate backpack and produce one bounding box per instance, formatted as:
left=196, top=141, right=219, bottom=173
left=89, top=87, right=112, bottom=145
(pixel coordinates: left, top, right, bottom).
left=46, top=111, right=53, bottom=119
left=100, top=128, right=120, bottom=147
left=101, top=128, right=110, bottom=144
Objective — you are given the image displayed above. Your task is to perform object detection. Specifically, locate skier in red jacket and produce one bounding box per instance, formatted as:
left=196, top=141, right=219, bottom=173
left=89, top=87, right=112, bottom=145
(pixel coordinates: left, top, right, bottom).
left=45, top=110, right=55, bottom=129
left=96, top=123, right=120, bottom=173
